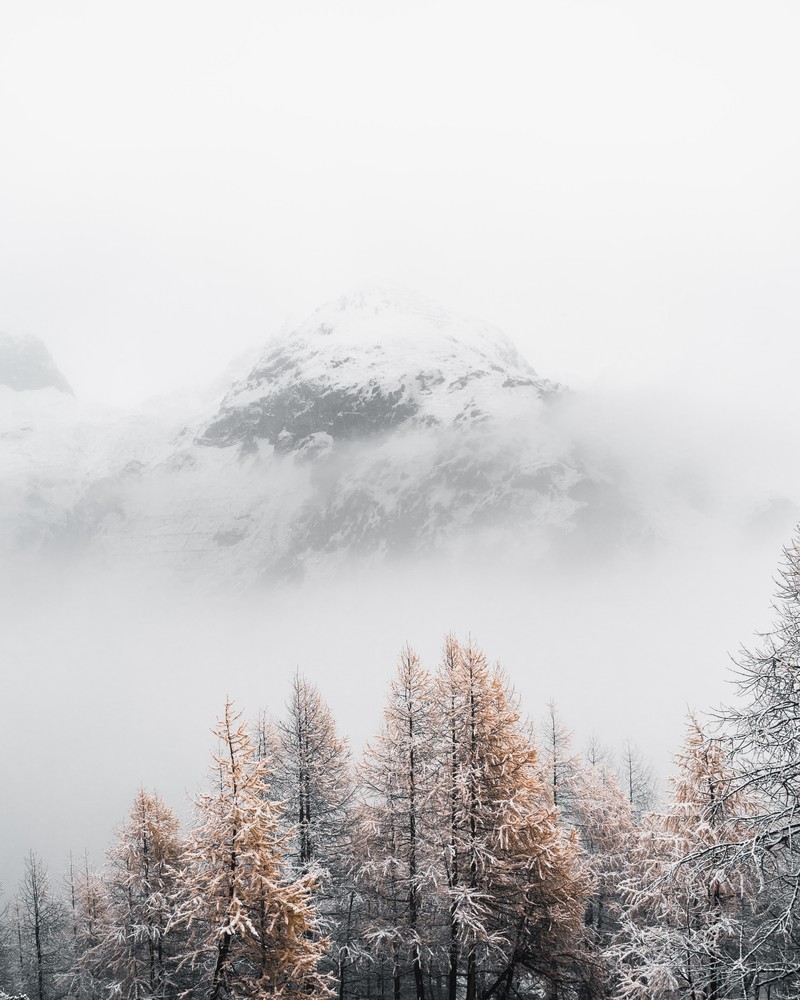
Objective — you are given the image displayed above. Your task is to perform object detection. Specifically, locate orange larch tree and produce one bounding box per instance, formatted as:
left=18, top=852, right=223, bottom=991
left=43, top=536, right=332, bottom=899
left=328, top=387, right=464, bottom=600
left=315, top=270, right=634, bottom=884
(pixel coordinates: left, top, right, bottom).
left=171, top=700, right=331, bottom=1000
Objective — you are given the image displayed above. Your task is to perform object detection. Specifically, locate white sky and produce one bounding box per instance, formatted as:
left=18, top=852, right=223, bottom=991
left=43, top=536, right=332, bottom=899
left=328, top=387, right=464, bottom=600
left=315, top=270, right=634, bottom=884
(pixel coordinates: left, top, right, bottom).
left=1, top=1, right=798, bottom=406
left=3, top=1, right=800, bottom=890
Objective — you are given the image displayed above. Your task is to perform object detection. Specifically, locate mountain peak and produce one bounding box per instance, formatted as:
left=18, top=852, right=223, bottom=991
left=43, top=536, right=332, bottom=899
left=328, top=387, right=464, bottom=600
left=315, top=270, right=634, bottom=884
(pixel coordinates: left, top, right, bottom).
left=0, top=334, right=73, bottom=395
left=200, top=288, right=556, bottom=453
left=301, top=284, right=533, bottom=369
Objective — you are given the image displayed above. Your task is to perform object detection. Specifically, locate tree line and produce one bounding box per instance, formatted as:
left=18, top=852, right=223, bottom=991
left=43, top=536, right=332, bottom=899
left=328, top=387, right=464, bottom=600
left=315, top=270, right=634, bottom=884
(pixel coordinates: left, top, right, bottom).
left=5, top=532, right=800, bottom=999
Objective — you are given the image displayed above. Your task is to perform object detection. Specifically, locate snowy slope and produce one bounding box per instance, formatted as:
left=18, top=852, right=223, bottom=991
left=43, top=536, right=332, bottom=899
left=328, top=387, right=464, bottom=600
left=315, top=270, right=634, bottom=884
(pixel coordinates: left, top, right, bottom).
left=0, top=289, right=640, bottom=583
left=200, top=286, right=558, bottom=454
left=0, top=345, right=259, bottom=557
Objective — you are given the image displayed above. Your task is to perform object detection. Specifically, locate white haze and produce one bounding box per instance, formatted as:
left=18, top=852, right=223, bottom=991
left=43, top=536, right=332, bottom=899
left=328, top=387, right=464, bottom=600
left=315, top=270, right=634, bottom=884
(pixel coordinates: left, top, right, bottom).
left=1, top=0, right=800, bottom=894
left=1, top=377, right=798, bottom=892
left=1, top=2, right=799, bottom=407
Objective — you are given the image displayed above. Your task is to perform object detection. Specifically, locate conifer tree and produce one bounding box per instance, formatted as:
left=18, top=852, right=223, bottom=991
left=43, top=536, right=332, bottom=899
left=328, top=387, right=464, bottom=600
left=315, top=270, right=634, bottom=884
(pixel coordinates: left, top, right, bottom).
left=664, top=530, right=800, bottom=994
left=67, top=854, right=109, bottom=1000
left=433, top=638, right=590, bottom=1000
left=613, top=719, right=759, bottom=1000
left=357, top=646, right=439, bottom=1000
left=539, top=701, right=582, bottom=822
left=270, top=674, right=354, bottom=874
left=0, top=886, right=20, bottom=997
left=436, top=634, right=463, bottom=1000
left=713, top=532, right=800, bottom=984
left=81, top=789, right=183, bottom=999
left=569, top=762, right=634, bottom=947
left=268, top=674, right=357, bottom=996
left=537, top=710, right=634, bottom=996
left=618, top=741, right=656, bottom=822
left=14, top=853, right=70, bottom=1000
left=171, top=700, right=331, bottom=999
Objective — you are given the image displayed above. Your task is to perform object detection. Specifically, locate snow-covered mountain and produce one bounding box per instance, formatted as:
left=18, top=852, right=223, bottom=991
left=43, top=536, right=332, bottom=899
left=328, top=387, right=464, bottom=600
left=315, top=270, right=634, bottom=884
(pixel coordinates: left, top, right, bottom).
left=0, top=288, right=641, bottom=583
left=200, top=287, right=557, bottom=454
left=0, top=333, right=73, bottom=394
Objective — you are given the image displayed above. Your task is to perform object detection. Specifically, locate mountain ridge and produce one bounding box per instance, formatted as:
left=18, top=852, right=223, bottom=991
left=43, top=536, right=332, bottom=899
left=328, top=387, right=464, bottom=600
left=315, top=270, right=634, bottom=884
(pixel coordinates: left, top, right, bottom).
left=200, top=287, right=557, bottom=455
left=0, top=288, right=641, bottom=583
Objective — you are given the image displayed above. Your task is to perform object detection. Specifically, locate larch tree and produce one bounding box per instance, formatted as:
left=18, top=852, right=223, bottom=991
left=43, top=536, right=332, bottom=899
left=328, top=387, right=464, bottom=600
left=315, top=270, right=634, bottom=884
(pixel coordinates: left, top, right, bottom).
left=585, top=734, right=615, bottom=772
left=171, top=699, right=331, bottom=1000
left=268, top=675, right=357, bottom=994
left=613, top=718, right=759, bottom=1000
left=82, top=789, right=183, bottom=999
left=570, top=763, right=634, bottom=942
left=535, top=708, right=637, bottom=996
left=711, top=530, right=800, bottom=992
left=0, top=886, right=21, bottom=997
left=538, top=709, right=634, bottom=957
left=433, top=637, right=591, bottom=1000
left=14, top=852, right=70, bottom=1000
left=436, top=634, right=464, bottom=1000
left=64, top=852, right=109, bottom=999
left=538, top=701, right=582, bottom=822
left=357, top=645, right=440, bottom=1000
left=618, top=741, right=656, bottom=823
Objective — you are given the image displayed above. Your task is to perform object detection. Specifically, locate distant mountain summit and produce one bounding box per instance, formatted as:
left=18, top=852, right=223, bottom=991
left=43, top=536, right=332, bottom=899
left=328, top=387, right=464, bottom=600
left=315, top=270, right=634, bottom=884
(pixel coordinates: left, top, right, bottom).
left=0, top=289, right=641, bottom=582
left=200, top=286, right=557, bottom=455
left=0, top=334, right=73, bottom=394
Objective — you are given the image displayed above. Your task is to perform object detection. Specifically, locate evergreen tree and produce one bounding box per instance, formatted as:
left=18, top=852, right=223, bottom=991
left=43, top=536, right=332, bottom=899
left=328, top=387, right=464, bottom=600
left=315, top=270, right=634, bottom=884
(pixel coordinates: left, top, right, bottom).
left=14, top=853, right=70, bottom=1000
left=534, top=709, right=634, bottom=997
left=268, top=675, right=357, bottom=994
left=538, top=701, right=582, bottom=822
left=270, top=674, right=354, bottom=875
left=433, top=638, right=590, bottom=1000
left=0, top=885, right=21, bottom=997
left=171, top=700, right=331, bottom=999
left=66, top=853, right=109, bottom=1000
left=708, top=531, right=800, bottom=993
left=569, top=762, right=634, bottom=947
left=357, top=645, right=439, bottom=1000
left=618, top=741, right=656, bottom=822
left=613, top=719, right=759, bottom=1000
left=81, top=789, right=183, bottom=999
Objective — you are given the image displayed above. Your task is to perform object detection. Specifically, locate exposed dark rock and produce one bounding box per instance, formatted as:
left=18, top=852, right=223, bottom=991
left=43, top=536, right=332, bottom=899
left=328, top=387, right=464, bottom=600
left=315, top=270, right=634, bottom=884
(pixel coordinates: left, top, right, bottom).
left=201, top=382, right=419, bottom=451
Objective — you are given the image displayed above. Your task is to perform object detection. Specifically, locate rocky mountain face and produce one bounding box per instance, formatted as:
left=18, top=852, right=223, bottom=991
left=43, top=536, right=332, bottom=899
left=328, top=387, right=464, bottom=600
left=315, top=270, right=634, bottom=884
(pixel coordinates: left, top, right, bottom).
left=0, top=289, right=640, bottom=584
left=200, top=288, right=557, bottom=454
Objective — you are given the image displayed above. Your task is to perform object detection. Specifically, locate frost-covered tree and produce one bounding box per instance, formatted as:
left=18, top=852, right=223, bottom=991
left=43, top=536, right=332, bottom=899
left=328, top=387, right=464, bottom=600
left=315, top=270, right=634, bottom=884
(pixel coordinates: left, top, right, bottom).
left=618, top=740, right=656, bottom=822
left=433, top=638, right=591, bottom=1000
left=569, top=762, right=634, bottom=949
left=0, top=886, right=20, bottom=997
left=538, top=701, right=582, bottom=822
left=357, top=645, right=439, bottom=1000
left=13, top=853, right=70, bottom=1000
left=702, top=530, right=800, bottom=993
left=536, top=709, right=634, bottom=958
left=171, top=700, right=331, bottom=999
left=585, top=734, right=615, bottom=771
left=613, top=719, right=759, bottom=1000
left=533, top=709, right=635, bottom=996
left=63, top=852, right=108, bottom=1000
left=80, top=790, right=183, bottom=999
left=268, top=675, right=357, bottom=993
left=270, top=674, right=354, bottom=874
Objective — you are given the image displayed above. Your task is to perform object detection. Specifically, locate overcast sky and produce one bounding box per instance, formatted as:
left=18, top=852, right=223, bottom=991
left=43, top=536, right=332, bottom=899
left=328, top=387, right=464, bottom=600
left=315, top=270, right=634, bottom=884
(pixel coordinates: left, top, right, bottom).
left=1, top=1, right=798, bottom=406
left=3, top=2, right=800, bottom=893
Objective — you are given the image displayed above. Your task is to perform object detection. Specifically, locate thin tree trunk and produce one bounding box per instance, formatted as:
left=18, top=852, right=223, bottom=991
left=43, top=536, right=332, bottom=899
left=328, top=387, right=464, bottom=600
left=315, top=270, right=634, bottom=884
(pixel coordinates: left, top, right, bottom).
left=407, top=688, right=426, bottom=1000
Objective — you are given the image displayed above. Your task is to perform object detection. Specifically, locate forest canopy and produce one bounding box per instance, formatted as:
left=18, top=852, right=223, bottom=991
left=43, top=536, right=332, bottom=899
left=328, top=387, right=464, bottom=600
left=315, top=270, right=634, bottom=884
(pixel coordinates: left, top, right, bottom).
left=5, top=534, right=800, bottom=999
